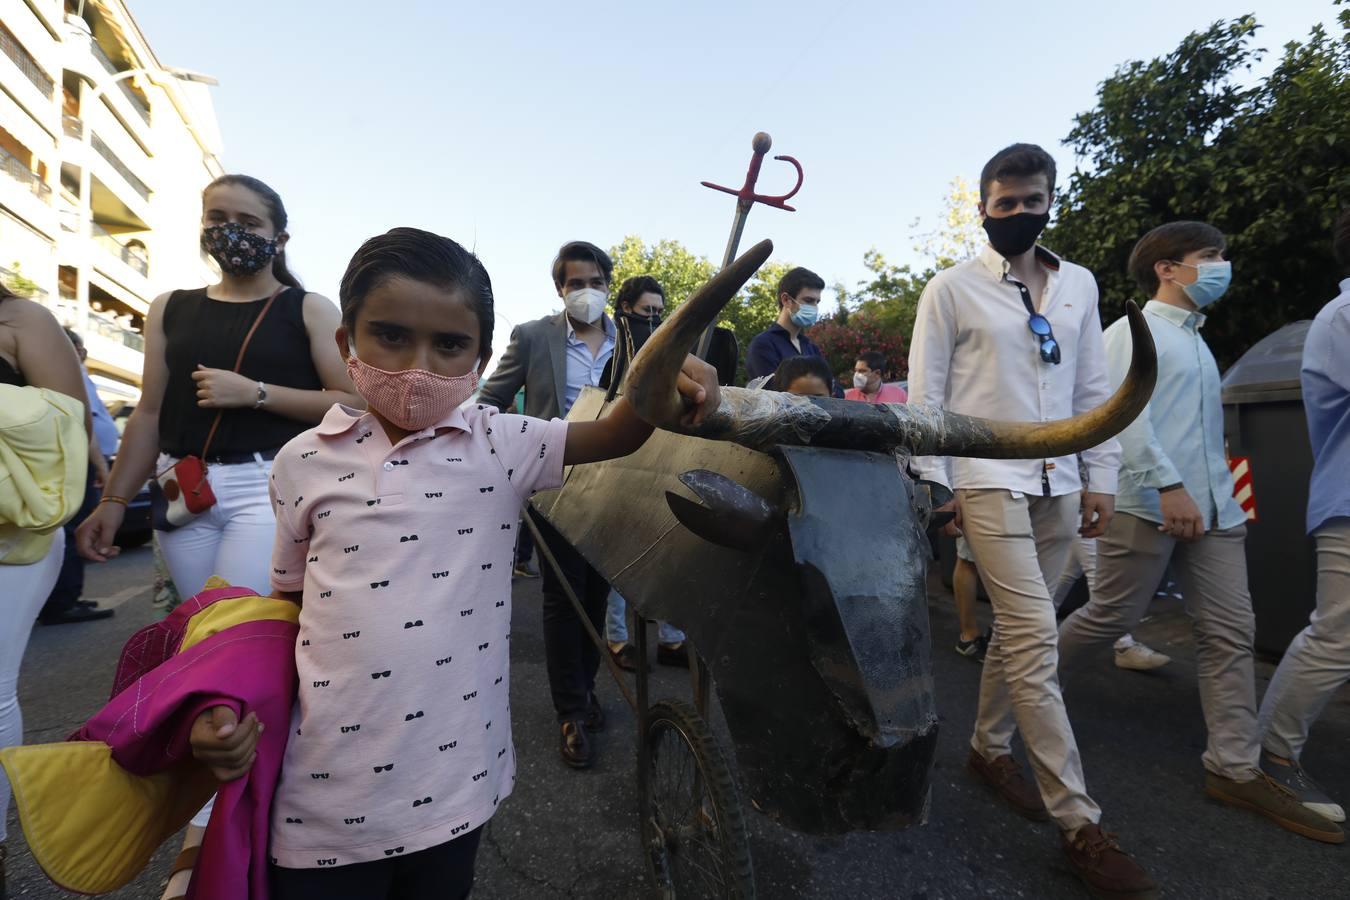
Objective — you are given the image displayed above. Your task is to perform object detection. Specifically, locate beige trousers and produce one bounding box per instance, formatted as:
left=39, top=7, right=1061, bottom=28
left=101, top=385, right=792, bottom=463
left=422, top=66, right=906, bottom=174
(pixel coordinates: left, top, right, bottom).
left=1058, top=513, right=1259, bottom=779
left=959, top=488, right=1101, bottom=830
left=1258, top=519, right=1350, bottom=761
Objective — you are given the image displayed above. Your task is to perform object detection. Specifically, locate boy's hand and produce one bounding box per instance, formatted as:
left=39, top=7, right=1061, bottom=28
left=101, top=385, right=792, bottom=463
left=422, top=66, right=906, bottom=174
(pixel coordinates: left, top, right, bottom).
left=190, top=706, right=262, bottom=781
left=675, top=355, right=720, bottom=426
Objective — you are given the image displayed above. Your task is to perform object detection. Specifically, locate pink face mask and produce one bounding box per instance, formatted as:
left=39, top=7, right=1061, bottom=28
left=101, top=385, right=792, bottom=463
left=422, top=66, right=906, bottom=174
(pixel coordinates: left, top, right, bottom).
left=347, top=353, right=479, bottom=431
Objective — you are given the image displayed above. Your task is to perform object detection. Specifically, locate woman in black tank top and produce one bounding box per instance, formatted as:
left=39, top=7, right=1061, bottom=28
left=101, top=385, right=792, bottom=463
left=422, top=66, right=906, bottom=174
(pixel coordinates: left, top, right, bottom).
left=78, top=174, right=360, bottom=582
left=72, top=176, right=360, bottom=898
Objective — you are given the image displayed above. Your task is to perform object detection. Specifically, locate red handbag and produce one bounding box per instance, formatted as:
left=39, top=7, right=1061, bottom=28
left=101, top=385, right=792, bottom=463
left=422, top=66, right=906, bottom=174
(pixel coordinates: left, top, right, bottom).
left=152, top=288, right=283, bottom=531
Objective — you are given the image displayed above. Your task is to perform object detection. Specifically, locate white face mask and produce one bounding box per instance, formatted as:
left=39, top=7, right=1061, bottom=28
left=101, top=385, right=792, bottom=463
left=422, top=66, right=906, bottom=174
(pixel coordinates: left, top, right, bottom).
left=852, top=372, right=872, bottom=391
left=564, top=287, right=608, bottom=324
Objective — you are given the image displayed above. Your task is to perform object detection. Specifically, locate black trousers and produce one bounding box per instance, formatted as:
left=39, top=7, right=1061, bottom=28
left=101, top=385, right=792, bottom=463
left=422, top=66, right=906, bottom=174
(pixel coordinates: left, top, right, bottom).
left=529, top=508, right=609, bottom=722
left=42, top=464, right=97, bottom=617
left=269, top=827, right=482, bottom=900
left=514, top=519, right=535, bottom=566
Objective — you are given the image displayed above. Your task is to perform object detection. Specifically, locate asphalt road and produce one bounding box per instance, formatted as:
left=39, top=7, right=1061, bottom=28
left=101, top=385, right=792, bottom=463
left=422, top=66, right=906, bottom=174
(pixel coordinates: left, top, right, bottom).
left=6, top=545, right=1348, bottom=898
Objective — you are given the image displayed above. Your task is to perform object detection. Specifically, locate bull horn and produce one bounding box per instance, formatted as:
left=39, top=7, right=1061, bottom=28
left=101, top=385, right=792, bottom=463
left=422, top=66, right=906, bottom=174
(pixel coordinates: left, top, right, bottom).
left=626, top=239, right=775, bottom=426
left=627, top=244, right=1156, bottom=460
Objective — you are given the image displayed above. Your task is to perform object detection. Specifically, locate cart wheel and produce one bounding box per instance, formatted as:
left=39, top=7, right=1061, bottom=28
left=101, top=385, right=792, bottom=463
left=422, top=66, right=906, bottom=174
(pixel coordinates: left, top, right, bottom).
left=640, top=699, right=754, bottom=899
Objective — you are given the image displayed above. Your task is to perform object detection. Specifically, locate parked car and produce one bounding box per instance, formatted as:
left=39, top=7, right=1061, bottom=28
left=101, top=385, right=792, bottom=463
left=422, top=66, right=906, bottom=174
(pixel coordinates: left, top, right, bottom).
left=108, top=403, right=153, bottom=549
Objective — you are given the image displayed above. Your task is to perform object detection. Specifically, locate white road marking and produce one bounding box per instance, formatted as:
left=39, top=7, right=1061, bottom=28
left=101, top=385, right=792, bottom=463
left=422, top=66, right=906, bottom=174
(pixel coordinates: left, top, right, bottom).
left=85, top=585, right=150, bottom=610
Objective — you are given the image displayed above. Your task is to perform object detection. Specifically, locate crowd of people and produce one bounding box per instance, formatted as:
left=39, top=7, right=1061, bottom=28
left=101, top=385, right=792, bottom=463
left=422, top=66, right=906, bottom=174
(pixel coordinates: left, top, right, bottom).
left=0, top=140, right=1345, bottom=900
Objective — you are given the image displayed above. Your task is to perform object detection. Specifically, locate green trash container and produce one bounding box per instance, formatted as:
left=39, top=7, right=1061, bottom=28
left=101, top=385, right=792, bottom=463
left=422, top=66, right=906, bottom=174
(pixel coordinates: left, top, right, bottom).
left=1220, top=321, right=1317, bottom=657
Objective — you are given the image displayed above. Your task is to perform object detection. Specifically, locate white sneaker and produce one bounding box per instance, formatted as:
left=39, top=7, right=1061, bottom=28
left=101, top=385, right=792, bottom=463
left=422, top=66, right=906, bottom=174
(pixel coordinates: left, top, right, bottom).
left=1114, top=642, right=1170, bottom=671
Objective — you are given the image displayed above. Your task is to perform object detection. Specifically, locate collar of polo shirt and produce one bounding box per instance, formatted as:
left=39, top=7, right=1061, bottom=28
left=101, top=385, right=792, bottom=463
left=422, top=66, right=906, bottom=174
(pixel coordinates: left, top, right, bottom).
left=314, top=402, right=475, bottom=438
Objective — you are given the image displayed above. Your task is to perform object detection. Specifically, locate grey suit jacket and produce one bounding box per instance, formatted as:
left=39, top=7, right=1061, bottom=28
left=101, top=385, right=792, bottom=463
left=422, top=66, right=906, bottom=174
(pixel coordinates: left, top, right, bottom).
left=478, top=312, right=569, bottom=419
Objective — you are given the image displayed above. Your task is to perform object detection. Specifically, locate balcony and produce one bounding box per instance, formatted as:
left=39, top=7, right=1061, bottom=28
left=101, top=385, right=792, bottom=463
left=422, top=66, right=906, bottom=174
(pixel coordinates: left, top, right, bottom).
left=62, top=114, right=83, bottom=139
left=83, top=307, right=145, bottom=384
left=91, top=222, right=149, bottom=277
left=89, top=308, right=144, bottom=353
left=90, top=132, right=150, bottom=201
left=0, top=146, right=53, bottom=205
left=0, top=24, right=55, bottom=100
left=90, top=40, right=150, bottom=126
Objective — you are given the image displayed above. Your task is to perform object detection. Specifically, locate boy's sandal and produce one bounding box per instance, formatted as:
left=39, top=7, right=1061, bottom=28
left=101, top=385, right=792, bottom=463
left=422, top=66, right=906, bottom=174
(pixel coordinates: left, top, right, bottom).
left=165, top=845, right=200, bottom=900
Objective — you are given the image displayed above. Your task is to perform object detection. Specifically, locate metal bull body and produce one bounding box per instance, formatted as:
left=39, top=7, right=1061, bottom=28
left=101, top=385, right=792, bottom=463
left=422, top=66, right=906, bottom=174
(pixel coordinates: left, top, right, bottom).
left=530, top=240, right=1157, bottom=836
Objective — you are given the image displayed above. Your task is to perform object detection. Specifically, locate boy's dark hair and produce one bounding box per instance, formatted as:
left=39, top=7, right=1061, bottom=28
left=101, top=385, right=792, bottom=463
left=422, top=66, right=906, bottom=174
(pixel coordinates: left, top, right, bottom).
left=856, top=350, right=887, bottom=373
left=776, top=267, right=825, bottom=308
left=203, top=174, right=304, bottom=290
left=1334, top=208, right=1350, bottom=276
left=339, top=227, right=495, bottom=354
left=979, top=143, right=1057, bottom=204
left=551, top=241, right=613, bottom=290
left=772, top=354, right=832, bottom=391
left=614, top=275, right=664, bottom=312
left=1127, top=221, right=1227, bottom=297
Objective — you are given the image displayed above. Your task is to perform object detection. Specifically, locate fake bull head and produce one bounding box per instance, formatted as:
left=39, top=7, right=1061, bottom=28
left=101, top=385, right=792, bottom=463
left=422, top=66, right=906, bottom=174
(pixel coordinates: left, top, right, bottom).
left=532, top=240, right=1157, bottom=834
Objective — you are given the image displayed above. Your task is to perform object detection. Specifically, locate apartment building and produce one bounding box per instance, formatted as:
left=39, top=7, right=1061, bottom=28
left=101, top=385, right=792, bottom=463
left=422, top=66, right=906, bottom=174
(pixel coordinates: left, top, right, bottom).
left=1, top=0, right=223, bottom=400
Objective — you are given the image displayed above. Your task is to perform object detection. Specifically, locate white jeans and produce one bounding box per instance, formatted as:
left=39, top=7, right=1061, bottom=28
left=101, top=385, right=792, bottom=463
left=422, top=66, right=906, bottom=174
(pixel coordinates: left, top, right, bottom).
left=1, top=532, right=65, bottom=840
left=155, top=453, right=277, bottom=600
left=155, top=454, right=275, bottom=829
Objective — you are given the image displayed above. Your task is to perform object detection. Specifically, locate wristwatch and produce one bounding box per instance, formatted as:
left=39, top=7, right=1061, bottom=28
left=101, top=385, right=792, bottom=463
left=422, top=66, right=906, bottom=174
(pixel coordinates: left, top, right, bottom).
left=254, top=381, right=268, bottom=409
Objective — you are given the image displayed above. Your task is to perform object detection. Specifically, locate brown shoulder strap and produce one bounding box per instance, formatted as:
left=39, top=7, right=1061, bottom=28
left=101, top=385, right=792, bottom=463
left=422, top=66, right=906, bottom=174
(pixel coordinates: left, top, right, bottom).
left=199, top=286, right=287, bottom=460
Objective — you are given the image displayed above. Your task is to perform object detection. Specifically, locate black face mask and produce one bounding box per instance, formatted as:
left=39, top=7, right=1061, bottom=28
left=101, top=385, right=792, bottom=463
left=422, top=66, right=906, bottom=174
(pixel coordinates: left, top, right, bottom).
left=618, top=311, right=662, bottom=350
left=982, top=211, right=1050, bottom=258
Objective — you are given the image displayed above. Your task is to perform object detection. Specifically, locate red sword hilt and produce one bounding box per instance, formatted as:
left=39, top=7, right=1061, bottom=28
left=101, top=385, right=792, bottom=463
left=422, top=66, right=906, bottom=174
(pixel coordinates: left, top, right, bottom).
left=701, top=132, right=804, bottom=212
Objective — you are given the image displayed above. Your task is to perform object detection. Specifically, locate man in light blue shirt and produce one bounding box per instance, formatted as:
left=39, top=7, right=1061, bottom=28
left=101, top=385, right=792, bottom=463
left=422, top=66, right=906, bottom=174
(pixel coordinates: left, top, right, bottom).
left=1257, top=209, right=1350, bottom=827
left=1058, top=221, right=1342, bottom=843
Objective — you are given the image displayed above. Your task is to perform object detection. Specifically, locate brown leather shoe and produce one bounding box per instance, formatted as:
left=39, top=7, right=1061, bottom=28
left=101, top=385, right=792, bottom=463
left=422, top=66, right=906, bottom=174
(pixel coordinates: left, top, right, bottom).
left=1061, top=825, right=1157, bottom=899
left=559, top=720, right=593, bottom=769
left=1205, top=769, right=1344, bottom=844
left=967, top=749, right=1049, bottom=821
left=609, top=644, right=648, bottom=673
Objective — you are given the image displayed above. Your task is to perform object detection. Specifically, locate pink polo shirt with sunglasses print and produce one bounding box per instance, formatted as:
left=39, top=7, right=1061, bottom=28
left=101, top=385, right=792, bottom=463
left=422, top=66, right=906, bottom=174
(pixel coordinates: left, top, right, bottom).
left=265, top=402, right=567, bottom=869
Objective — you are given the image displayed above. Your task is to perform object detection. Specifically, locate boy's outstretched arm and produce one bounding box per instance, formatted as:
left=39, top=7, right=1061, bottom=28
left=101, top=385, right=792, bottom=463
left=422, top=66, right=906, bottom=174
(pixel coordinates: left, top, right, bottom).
left=563, top=355, right=719, bottom=466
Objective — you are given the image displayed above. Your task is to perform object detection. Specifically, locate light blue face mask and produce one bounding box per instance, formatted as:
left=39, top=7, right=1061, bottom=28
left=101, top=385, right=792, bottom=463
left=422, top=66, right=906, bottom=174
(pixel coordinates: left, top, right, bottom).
left=789, top=301, right=819, bottom=328
left=1176, top=260, right=1232, bottom=309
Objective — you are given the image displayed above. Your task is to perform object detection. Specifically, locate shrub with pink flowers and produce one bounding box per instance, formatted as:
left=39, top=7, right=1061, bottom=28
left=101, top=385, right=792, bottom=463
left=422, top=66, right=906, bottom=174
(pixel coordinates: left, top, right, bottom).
left=810, top=309, right=908, bottom=384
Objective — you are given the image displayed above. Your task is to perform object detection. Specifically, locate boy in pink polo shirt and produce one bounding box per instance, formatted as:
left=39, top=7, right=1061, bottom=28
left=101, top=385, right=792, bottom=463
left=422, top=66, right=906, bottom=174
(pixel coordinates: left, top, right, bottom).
left=187, top=228, right=720, bottom=899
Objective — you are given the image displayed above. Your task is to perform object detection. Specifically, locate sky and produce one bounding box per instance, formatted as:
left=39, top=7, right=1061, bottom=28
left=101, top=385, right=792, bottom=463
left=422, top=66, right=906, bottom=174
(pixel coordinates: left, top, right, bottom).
left=130, top=0, right=1337, bottom=366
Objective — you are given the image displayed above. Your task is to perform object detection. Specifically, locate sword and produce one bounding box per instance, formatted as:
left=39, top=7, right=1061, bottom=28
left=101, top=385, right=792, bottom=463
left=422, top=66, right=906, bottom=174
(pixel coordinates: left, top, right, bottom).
left=695, top=132, right=804, bottom=360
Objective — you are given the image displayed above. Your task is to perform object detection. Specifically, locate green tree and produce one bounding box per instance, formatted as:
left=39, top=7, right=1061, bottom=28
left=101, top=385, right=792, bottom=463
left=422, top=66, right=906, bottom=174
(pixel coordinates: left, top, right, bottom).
left=811, top=310, right=909, bottom=382
left=607, top=237, right=794, bottom=383
left=832, top=175, right=985, bottom=359
left=837, top=249, right=934, bottom=349
left=1046, top=7, right=1350, bottom=367
left=3, top=261, right=42, bottom=298
left=608, top=236, right=715, bottom=310
left=913, top=175, right=985, bottom=269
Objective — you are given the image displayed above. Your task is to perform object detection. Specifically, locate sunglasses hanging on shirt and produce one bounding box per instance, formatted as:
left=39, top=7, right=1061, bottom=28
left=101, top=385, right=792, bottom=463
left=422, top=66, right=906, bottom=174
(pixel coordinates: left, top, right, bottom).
left=1007, top=277, right=1061, bottom=365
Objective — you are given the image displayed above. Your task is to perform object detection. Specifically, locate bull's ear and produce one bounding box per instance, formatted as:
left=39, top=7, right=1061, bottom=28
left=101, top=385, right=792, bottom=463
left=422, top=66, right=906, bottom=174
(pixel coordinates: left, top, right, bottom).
left=666, top=470, right=779, bottom=553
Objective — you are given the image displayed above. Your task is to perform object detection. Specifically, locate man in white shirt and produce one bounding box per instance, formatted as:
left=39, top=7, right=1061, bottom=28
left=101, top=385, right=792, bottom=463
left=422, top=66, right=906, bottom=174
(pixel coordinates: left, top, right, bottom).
left=1058, top=221, right=1342, bottom=843
left=909, top=143, right=1153, bottom=896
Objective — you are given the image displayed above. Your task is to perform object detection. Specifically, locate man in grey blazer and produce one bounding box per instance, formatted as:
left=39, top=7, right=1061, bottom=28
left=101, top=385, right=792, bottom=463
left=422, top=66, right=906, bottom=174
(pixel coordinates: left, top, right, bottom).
left=479, top=240, right=617, bottom=770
